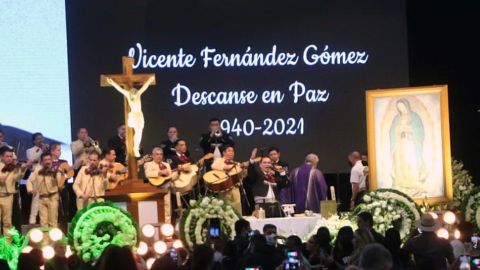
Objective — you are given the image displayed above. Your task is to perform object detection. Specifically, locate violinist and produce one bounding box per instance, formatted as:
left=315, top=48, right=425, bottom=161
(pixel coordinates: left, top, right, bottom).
left=71, top=128, right=101, bottom=170
left=73, top=152, right=109, bottom=210
left=26, top=153, right=63, bottom=227
left=0, top=148, right=31, bottom=234
left=211, top=145, right=246, bottom=214
left=247, top=148, right=289, bottom=205
left=99, top=147, right=119, bottom=184
left=144, top=147, right=172, bottom=223
left=267, top=147, right=289, bottom=175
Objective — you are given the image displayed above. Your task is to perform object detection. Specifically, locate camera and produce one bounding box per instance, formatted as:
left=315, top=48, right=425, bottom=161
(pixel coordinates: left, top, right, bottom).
left=208, top=218, right=221, bottom=239
left=472, top=235, right=480, bottom=250
left=284, top=251, right=301, bottom=270
left=169, top=248, right=178, bottom=261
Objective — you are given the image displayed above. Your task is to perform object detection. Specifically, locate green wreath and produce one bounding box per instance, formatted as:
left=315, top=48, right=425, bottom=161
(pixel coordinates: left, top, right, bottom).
left=68, top=202, right=138, bottom=264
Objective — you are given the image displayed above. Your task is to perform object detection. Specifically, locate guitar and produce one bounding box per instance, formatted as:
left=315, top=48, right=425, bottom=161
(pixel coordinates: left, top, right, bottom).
left=171, top=153, right=214, bottom=193
left=105, top=163, right=128, bottom=190
left=148, top=153, right=214, bottom=188
left=203, top=157, right=260, bottom=192
left=57, top=162, right=74, bottom=187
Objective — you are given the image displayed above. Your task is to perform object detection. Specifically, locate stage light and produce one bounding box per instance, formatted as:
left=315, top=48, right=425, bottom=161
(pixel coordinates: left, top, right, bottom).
left=454, top=229, right=461, bottom=239
left=153, top=241, right=167, bottom=254
left=160, top=223, right=174, bottom=237
left=443, top=211, right=456, bottom=225
left=172, top=239, right=183, bottom=249
left=142, top=224, right=155, bottom=238
left=137, top=241, right=149, bottom=256
left=436, top=228, right=449, bottom=240
left=30, top=228, right=44, bottom=243
left=22, top=246, right=33, bottom=253
left=146, top=257, right=156, bottom=269
left=65, top=245, right=73, bottom=258
left=428, top=212, right=438, bottom=219
left=42, top=246, right=55, bottom=260
left=49, top=228, right=63, bottom=242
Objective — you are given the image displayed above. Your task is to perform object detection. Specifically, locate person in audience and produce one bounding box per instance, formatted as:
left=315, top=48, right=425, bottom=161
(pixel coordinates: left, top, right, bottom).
left=220, top=240, right=238, bottom=270
left=237, top=234, right=284, bottom=270
left=348, top=228, right=376, bottom=266
left=357, top=212, right=385, bottom=244
left=384, top=228, right=407, bottom=270
left=333, top=226, right=354, bottom=269
left=97, top=245, right=138, bottom=270
left=356, top=243, right=393, bottom=270
left=263, top=224, right=278, bottom=246
left=233, top=218, right=251, bottom=255
left=45, top=242, right=68, bottom=270
left=17, top=253, right=39, bottom=270
left=191, top=244, right=215, bottom=270
left=314, top=227, right=334, bottom=268
left=286, top=235, right=312, bottom=269
left=402, top=213, right=454, bottom=270
left=150, top=254, right=178, bottom=270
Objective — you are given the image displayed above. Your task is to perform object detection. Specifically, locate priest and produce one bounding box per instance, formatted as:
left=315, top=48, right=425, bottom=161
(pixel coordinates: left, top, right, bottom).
left=280, top=153, right=327, bottom=213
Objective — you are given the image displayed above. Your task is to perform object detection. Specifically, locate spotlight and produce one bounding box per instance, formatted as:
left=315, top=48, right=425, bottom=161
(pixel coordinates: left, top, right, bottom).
left=137, top=241, right=149, bottom=256
left=65, top=245, right=73, bottom=258
left=49, top=228, right=63, bottom=242
left=454, top=229, right=461, bottom=239
left=443, top=211, right=456, bottom=225
left=172, top=239, right=183, bottom=249
left=428, top=212, right=438, bottom=219
left=436, top=228, right=449, bottom=240
left=160, top=223, right=174, bottom=237
left=146, top=257, right=156, bottom=269
left=22, top=246, right=33, bottom=253
left=30, top=228, right=44, bottom=243
left=142, top=224, right=155, bottom=238
left=153, top=241, right=167, bottom=254
left=42, top=246, right=55, bottom=260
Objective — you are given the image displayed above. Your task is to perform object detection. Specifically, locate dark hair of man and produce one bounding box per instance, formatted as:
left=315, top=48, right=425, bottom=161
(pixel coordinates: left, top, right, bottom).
left=173, top=139, right=186, bottom=148
left=358, top=211, right=374, bottom=227
left=221, top=145, right=234, bottom=153
left=40, top=152, right=51, bottom=161
left=267, top=147, right=280, bottom=154
left=103, top=147, right=116, bottom=158
left=234, top=218, right=250, bottom=236
left=0, top=147, right=13, bottom=156
left=262, top=224, right=277, bottom=234
left=209, top=117, right=220, bottom=123
left=32, top=132, right=43, bottom=143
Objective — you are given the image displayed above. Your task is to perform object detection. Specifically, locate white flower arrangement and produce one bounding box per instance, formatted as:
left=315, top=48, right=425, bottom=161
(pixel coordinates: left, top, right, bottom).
left=462, top=187, right=480, bottom=230
left=304, top=214, right=358, bottom=242
left=354, top=189, right=420, bottom=240
left=452, top=160, right=474, bottom=211
left=180, top=196, right=241, bottom=251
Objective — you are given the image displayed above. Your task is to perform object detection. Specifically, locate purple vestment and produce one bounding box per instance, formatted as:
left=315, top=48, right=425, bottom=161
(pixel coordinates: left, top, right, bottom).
left=280, top=163, right=328, bottom=213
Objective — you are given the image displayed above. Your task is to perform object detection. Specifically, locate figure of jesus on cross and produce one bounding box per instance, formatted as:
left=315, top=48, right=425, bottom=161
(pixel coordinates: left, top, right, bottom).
left=100, top=57, right=156, bottom=179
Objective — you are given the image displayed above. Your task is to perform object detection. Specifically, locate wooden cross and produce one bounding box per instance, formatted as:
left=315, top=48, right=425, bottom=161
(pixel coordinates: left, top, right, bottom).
left=100, top=56, right=156, bottom=180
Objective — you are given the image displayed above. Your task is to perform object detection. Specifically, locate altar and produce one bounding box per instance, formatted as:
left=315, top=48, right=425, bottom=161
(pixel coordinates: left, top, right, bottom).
left=245, top=215, right=323, bottom=240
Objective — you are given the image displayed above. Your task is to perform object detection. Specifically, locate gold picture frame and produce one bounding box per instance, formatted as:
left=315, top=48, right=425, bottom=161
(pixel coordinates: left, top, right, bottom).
left=366, top=85, right=452, bottom=204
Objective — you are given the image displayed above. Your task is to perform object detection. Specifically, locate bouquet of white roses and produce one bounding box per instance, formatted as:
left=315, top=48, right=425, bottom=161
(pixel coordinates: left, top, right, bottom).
left=452, top=160, right=474, bottom=211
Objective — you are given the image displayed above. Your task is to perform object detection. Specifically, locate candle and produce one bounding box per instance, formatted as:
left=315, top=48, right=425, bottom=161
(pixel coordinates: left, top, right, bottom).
left=330, top=186, right=336, bottom=201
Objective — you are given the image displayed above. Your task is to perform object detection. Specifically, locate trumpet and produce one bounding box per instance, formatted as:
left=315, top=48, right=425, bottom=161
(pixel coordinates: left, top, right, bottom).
left=214, top=129, right=223, bottom=137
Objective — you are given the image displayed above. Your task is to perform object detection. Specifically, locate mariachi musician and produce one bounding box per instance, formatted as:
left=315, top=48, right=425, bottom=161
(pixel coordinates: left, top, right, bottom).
left=144, top=147, right=172, bottom=224
left=71, top=128, right=101, bottom=171
left=27, top=153, right=64, bottom=228
left=199, top=118, right=235, bottom=158
left=73, top=152, right=109, bottom=210
left=0, top=148, right=31, bottom=234
left=267, top=147, right=289, bottom=175
left=211, top=145, right=247, bottom=215
left=99, top=147, right=121, bottom=184
left=247, top=148, right=289, bottom=215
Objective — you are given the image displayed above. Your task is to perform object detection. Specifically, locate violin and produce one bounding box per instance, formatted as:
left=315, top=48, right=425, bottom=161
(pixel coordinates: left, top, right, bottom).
left=85, top=164, right=104, bottom=176
left=1, top=160, right=29, bottom=173
left=39, top=165, right=58, bottom=176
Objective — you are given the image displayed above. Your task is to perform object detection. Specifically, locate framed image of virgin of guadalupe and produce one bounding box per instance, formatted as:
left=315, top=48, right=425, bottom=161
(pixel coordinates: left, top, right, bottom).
left=366, top=85, right=452, bottom=204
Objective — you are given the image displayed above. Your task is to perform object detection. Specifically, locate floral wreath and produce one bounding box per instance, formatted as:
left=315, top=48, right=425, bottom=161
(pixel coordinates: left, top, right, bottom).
left=180, top=196, right=241, bottom=251
left=354, top=188, right=421, bottom=240
left=0, top=228, right=28, bottom=270
left=68, top=202, right=138, bottom=264
left=462, top=187, right=480, bottom=230
left=304, top=214, right=358, bottom=243
left=452, top=160, right=474, bottom=212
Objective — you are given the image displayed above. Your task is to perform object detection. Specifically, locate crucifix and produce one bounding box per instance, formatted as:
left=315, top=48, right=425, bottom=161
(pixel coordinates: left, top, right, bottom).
left=100, top=56, right=156, bottom=180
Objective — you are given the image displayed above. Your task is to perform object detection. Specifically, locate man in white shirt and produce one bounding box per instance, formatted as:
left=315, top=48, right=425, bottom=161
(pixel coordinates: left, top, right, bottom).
left=73, top=152, right=109, bottom=210
left=143, top=147, right=172, bottom=223
left=26, top=132, right=48, bottom=224
left=349, top=151, right=367, bottom=209
left=71, top=128, right=101, bottom=170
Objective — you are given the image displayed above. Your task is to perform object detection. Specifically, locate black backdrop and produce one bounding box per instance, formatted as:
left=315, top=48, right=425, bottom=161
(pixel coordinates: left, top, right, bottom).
left=66, top=0, right=410, bottom=173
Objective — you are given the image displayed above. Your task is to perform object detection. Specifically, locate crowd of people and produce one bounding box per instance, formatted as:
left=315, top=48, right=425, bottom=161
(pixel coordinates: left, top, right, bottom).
left=4, top=212, right=474, bottom=270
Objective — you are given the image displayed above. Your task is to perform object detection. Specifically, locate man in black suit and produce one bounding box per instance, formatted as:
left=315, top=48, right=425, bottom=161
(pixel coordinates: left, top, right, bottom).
left=167, top=139, right=193, bottom=169
left=199, top=118, right=235, bottom=155
left=247, top=148, right=289, bottom=206
left=267, top=147, right=289, bottom=174
left=160, top=126, right=179, bottom=158
left=107, top=124, right=127, bottom=165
